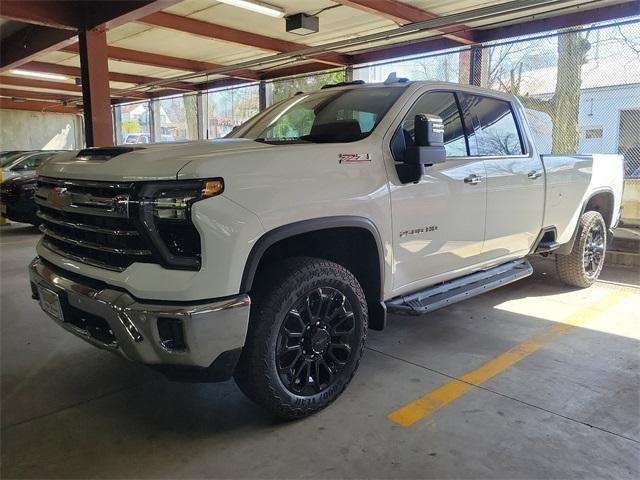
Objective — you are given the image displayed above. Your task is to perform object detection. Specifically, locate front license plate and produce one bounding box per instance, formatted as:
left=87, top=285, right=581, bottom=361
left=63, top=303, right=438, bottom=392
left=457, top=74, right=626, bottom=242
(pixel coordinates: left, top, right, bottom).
left=38, top=286, right=64, bottom=321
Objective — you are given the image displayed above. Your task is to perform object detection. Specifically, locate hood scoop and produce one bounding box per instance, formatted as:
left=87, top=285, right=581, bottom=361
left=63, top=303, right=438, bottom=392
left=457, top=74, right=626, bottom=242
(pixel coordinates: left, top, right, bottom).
left=76, top=146, right=145, bottom=162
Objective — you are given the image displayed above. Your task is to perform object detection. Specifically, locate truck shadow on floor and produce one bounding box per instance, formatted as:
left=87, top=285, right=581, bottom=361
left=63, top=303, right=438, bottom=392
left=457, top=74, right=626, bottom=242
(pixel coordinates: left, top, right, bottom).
left=0, top=223, right=41, bottom=238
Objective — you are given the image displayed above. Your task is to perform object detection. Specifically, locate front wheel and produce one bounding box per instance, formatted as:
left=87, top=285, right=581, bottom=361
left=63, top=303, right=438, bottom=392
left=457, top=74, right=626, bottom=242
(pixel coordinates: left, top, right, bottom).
left=556, top=211, right=607, bottom=288
left=234, top=257, right=367, bottom=419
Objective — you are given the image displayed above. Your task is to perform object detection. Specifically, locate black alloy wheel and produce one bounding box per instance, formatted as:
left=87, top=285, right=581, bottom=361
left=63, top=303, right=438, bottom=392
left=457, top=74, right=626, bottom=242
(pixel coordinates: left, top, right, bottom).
left=583, top=221, right=605, bottom=278
left=234, top=257, right=367, bottom=419
left=276, top=287, right=357, bottom=396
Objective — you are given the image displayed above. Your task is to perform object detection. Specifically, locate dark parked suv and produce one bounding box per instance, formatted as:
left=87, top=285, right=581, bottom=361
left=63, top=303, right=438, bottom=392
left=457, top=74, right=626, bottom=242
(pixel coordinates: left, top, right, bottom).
left=1, top=151, right=65, bottom=225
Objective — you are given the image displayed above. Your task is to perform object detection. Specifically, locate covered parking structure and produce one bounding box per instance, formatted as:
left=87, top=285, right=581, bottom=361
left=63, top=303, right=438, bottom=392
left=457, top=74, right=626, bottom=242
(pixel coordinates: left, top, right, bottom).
left=1, top=1, right=640, bottom=478
left=1, top=1, right=638, bottom=147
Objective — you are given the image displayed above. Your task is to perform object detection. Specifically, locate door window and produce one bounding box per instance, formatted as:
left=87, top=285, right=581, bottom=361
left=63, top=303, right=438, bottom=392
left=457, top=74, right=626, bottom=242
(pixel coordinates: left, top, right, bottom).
left=391, top=91, right=467, bottom=161
left=458, top=93, right=524, bottom=156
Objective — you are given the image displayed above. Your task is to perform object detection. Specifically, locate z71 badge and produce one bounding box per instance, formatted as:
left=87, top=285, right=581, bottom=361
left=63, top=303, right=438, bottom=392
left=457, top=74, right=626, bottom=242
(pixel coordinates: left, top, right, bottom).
left=339, top=153, right=372, bottom=163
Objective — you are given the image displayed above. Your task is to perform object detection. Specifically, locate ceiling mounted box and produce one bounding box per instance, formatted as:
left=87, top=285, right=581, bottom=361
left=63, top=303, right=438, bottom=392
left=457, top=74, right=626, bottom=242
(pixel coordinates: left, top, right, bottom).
left=285, top=13, right=319, bottom=36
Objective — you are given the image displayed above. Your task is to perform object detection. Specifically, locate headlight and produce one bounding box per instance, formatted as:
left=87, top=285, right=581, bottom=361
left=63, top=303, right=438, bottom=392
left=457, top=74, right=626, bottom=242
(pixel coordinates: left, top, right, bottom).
left=134, top=179, right=224, bottom=270
left=147, top=179, right=223, bottom=220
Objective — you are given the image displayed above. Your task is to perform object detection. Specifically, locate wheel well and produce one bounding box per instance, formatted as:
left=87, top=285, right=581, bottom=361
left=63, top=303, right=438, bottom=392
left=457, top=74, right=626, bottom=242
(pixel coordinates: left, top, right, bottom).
left=584, top=191, right=614, bottom=228
left=248, top=227, right=385, bottom=330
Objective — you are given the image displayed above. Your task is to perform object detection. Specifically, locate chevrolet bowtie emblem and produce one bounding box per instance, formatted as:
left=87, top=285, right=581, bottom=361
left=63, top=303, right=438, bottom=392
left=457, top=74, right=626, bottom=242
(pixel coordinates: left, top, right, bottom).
left=47, top=187, right=71, bottom=208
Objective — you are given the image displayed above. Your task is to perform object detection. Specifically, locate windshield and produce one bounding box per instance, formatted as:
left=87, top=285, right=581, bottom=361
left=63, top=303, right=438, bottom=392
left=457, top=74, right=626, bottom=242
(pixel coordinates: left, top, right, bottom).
left=1, top=151, right=29, bottom=168
left=229, top=87, right=404, bottom=144
left=12, top=152, right=58, bottom=171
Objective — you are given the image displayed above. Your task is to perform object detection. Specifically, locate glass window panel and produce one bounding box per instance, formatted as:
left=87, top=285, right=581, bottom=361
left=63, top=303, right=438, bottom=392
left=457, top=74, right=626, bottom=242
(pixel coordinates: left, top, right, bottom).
left=157, top=95, right=198, bottom=142
left=207, top=85, right=259, bottom=139
left=266, top=70, right=345, bottom=106
left=401, top=91, right=467, bottom=157
left=115, top=102, right=151, bottom=145
left=459, top=94, right=524, bottom=156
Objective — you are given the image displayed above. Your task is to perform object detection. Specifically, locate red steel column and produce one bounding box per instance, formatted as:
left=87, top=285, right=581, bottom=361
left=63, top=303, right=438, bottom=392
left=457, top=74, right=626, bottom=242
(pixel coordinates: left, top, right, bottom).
left=78, top=27, right=113, bottom=147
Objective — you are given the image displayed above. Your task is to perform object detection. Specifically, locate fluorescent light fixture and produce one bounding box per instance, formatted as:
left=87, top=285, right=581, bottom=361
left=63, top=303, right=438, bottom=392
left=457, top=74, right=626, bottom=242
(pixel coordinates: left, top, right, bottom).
left=10, top=69, right=68, bottom=81
left=217, top=0, right=285, bottom=18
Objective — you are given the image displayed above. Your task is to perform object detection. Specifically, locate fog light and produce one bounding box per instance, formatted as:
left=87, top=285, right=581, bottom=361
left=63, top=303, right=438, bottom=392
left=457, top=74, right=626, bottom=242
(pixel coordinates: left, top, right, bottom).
left=157, top=317, right=186, bottom=351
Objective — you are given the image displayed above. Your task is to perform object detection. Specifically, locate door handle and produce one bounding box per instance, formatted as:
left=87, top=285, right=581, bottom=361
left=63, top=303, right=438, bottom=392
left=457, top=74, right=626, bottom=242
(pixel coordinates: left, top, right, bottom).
left=527, top=170, right=542, bottom=180
left=464, top=174, right=482, bottom=185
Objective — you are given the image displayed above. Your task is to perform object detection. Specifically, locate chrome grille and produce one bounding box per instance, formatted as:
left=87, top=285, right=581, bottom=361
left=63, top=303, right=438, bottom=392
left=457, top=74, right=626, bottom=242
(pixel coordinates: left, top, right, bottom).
left=36, top=177, right=153, bottom=271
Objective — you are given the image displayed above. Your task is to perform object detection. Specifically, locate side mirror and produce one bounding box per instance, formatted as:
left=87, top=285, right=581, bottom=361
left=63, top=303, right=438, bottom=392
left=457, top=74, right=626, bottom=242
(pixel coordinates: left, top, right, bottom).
left=397, top=114, right=446, bottom=184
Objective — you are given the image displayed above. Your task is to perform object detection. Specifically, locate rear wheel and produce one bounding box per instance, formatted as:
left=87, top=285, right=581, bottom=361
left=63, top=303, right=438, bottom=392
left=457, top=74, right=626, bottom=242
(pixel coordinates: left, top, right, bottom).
left=234, top=257, right=367, bottom=419
left=556, top=211, right=607, bottom=288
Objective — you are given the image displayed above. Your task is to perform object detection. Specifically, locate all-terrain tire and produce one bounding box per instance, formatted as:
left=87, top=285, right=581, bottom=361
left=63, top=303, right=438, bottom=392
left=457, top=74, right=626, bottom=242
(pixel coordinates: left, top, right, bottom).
left=556, top=210, right=607, bottom=288
left=234, top=257, right=368, bottom=419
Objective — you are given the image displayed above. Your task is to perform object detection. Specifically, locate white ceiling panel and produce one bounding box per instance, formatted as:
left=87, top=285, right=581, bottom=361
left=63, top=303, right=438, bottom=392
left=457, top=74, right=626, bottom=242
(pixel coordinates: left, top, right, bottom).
left=8, top=0, right=629, bottom=99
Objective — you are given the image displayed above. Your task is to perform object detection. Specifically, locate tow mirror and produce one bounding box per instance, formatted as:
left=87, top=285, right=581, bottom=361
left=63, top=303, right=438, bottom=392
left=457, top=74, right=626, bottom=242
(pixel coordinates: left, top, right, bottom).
left=396, top=114, right=447, bottom=184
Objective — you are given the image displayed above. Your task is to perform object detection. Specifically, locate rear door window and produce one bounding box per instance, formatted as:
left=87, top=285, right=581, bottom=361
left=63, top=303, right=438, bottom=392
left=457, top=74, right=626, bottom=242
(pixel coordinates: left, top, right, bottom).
left=458, top=93, right=524, bottom=156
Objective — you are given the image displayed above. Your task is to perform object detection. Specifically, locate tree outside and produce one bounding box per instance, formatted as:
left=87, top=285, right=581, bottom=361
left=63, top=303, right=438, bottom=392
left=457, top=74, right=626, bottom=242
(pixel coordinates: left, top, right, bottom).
left=207, top=85, right=260, bottom=138
left=488, top=22, right=640, bottom=154
left=269, top=70, right=345, bottom=104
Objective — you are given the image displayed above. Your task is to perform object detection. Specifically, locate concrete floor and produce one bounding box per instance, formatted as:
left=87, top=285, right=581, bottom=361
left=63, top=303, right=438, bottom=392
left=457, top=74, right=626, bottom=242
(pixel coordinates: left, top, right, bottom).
left=1, top=222, right=639, bottom=479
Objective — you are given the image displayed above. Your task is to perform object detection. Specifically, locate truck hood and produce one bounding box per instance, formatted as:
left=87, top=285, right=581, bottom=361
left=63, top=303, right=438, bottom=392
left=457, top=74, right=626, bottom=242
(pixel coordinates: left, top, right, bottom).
left=37, top=139, right=271, bottom=182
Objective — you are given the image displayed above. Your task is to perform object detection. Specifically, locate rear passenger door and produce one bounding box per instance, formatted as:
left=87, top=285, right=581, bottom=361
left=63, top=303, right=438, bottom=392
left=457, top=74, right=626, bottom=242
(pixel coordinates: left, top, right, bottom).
left=457, top=93, right=544, bottom=259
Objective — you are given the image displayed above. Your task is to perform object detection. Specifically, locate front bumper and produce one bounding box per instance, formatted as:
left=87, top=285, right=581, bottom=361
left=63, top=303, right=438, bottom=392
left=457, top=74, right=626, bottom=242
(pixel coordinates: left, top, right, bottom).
left=29, top=257, right=250, bottom=380
left=2, top=200, right=38, bottom=224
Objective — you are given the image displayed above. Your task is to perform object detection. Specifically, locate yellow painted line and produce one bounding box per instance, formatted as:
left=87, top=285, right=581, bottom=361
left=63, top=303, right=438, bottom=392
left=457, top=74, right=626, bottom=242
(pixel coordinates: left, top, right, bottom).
left=388, top=289, right=632, bottom=427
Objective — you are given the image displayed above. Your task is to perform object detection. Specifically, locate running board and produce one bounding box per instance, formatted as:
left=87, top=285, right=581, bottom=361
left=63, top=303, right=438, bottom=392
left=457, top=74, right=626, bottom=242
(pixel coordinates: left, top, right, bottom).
left=386, top=259, right=533, bottom=316
left=535, top=240, right=560, bottom=253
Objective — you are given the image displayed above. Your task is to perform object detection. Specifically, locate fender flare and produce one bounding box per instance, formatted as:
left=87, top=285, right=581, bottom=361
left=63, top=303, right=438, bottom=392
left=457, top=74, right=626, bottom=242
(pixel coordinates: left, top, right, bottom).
left=240, top=216, right=385, bottom=299
left=556, top=187, right=615, bottom=255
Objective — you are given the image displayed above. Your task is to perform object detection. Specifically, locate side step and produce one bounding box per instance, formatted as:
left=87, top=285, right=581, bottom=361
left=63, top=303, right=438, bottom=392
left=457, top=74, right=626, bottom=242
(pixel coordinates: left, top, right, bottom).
left=386, top=259, right=533, bottom=316
left=535, top=240, right=560, bottom=253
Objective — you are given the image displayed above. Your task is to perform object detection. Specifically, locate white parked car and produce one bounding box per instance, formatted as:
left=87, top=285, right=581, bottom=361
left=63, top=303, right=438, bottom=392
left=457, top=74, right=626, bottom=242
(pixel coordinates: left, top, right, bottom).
left=123, top=133, right=150, bottom=144
left=1, top=150, right=62, bottom=182
left=30, top=80, right=624, bottom=418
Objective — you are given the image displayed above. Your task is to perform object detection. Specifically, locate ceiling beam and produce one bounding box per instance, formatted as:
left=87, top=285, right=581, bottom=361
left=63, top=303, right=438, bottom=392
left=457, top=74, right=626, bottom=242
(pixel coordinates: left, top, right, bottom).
left=0, top=1, right=79, bottom=29
left=99, top=1, right=184, bottom=30
left=347, top=1, right=640, bottom=66
left=0, top=97, right=81, bottom=114
left=61, top=43, right=261, bottom=80
left=139, top=12, right=349, bottom=67
left=0, top=87, right=81, bottom=102
left=261, top=62, right=341, bottom=81
left=0, top=26, right=78, bottom=73
left=475, top=0, right=640, bottom=43
left=0, top=1, right=183, bottom=30
left=0, top=75, right=82, bottom=93
left=21, top=61, right=198, bottom=92
left=0, top=1, right=182, bottom=73
left=350, top=37, right=463, bottom=65
left=333, top=0, right=476, bottom=44
left=0, top=75, right=150, bottom=101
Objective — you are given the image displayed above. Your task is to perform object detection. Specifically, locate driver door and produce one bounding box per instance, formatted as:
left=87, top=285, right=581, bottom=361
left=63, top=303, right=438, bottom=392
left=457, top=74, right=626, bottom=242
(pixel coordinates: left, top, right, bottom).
left=387, top=90, right=487, bottom=292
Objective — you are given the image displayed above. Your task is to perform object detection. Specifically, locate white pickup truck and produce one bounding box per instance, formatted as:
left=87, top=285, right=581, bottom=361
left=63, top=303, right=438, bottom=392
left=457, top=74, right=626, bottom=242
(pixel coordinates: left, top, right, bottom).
left=29, top=79, right=624, bottom=419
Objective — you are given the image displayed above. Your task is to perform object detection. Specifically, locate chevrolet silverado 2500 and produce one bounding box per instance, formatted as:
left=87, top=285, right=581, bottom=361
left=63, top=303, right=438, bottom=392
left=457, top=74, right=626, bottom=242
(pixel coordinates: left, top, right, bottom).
left=29, top=80, right=624, bottom=418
